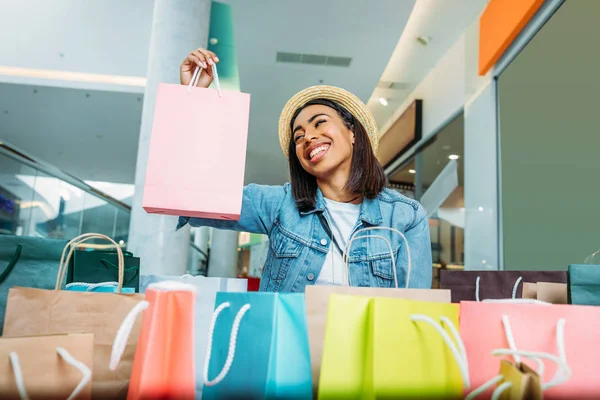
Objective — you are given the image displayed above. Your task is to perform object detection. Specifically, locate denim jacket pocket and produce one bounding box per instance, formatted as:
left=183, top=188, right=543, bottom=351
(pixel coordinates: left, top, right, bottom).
left=368, top=246, right=401, bottom=288
left=267, top=226, right=304, bottom=281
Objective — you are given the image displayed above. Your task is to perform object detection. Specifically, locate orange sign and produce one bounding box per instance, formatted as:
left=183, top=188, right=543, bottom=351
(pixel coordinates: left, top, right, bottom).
left=479, top=0, right=544, bottom=75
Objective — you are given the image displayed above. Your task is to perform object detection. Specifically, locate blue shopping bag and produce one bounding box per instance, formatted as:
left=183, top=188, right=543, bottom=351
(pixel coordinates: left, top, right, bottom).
left=203, top=292, right=312, bottom=400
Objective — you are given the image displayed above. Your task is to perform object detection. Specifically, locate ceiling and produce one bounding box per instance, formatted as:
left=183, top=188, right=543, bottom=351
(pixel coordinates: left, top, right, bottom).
left=367, top=0, right=490, bottom=129
left=0, top=0, right=488, bottom=188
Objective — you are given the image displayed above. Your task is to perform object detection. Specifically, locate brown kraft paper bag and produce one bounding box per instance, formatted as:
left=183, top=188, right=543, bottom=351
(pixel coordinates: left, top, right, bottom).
left=439, top=270, right=567, bottom=302
left=522, top=282, right=567, bottom=304
left=0, top=333, right=94, bottom=400
left=2, top=233, right=145, bottom=399
left=305, top=285, right=451, bottom=395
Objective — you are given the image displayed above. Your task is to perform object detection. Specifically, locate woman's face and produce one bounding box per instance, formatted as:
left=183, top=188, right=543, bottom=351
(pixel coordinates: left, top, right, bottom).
left=292, top=104, right=354, bottom=178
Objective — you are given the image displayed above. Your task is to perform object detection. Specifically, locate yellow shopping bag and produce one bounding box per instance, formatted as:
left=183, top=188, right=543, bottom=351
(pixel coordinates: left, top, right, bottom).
left=318, top=294, right=469, bottom=399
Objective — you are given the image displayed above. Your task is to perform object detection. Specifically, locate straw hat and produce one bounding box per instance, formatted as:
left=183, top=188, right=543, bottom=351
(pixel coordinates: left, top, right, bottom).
left=278, top=85, right=379, bottom=159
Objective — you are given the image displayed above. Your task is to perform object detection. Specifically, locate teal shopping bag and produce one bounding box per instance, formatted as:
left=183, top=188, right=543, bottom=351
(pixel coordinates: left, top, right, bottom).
left=65, top=281, right=135, bottom=293
left=203, top=292, right=312, bottom=400
left=66, top=248, right=140, bottom=292
left=568, top=250, right=600, bottom=305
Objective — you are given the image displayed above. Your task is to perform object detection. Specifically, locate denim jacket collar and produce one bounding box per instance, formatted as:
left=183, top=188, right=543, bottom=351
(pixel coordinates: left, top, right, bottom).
left=300, top=188, right=383, bottom=226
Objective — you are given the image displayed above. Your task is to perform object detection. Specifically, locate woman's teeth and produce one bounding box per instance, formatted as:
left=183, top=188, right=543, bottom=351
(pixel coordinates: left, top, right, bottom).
left=309, top=145, right=329, bottom=159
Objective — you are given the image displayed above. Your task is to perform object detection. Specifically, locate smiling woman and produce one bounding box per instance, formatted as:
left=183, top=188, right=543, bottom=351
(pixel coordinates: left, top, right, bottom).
left=177, top=47, right=433, bottom=292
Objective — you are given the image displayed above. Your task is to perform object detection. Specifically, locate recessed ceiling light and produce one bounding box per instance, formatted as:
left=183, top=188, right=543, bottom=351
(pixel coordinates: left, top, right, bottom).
left=409, top=169, right=416, bottom=174
left=379, top=98, right=388, bottom=106
left=448, top=154, right=459, bottom=160
left=478, top=207, right=484, bottom=212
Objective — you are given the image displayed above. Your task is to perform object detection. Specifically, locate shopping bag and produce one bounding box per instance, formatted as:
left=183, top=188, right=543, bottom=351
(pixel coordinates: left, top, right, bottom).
left=110, top=281, right=196, bottom=400
left=318, top=295, right=468, bottom=398
left=568, top=249, right=600, bottom=305
left=0, top=333, right=94, bottom=400
left=65, top=282, right=136, bottom=293
left=0, top=235, right=67, bottom=334
left=306, top=226, right=452, bottom=394
left=139, top=274, right=247, bottom=398
left=67, top=248, right=140, bottom=292
left=3, top=233, right=146, bottom=399
left=202, top=292, right=312, bottom=400
left=460, top=300, right=598, bottom=398
left=440, top=270, right=567, bottom=302
left=143, top=64, right=251, bottom=220
left=522, top=282, right=567, bottom=304
left=466, top=359, right=542, bottom=400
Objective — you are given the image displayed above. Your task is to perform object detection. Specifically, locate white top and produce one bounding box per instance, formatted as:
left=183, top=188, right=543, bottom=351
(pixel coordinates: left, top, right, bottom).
left=316, top=198, right=361, bottom=286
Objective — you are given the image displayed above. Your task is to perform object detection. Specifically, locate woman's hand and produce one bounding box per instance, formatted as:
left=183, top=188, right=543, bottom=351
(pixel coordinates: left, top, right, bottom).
left=180, top=48, right=219, bottom=87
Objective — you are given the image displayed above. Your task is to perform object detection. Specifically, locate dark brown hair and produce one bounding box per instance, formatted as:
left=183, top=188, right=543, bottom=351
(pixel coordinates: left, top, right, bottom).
left=288, top=98, right=386, bottom=212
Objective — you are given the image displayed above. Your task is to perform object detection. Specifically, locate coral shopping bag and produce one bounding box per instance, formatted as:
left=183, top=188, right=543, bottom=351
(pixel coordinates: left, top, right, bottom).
left=460, top=301, right=600, bottom=398
left=110, top=281, right=196, bottom=400
left=318, top=295, right=468, bottom=399
left=143, top=64, right=251, bottom=220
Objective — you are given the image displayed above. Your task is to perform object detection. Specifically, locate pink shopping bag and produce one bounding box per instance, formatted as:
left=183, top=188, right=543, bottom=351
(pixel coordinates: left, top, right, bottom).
left=143, top=66, right=251, bottom=220
left=460, top=301, right=600, bottom=398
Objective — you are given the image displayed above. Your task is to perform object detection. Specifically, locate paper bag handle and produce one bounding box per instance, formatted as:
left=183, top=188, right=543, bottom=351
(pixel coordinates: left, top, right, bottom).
left=187, top=63, right=221, bottom=97
left=55, top=233, right=124, bottom=292
left=204, top=302, right=251, bottom=387
left=9, top=347, right=92, bottom=400
left=344, top=227, right=411, bottom=288
left=584, top=250, right=600, bottom=264
left=0, top=244, right=22, bottom=284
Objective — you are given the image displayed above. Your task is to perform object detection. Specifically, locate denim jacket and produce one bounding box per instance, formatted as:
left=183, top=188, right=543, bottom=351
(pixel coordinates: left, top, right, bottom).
left=177, top=183, right=432, bottom=292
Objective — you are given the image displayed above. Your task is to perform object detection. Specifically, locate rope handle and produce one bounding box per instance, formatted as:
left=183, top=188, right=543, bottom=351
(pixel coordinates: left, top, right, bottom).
left=187, top=63, right=221, bottom=97
left=0, top=244, right=22, bottom=284
left=410, top=314, right=470, bottom=389
left=475, top=276, right=523, bottom=302
left=109, top=301, right=149, bottom=371
left=344, top=227, right=411, bottom=288
left=55, top=233, right=124, bottom=292
left=203, top=302, right=251, bottom=386
left=9, top=346, right=92, bottom=400
left=584, top=250, right=600, bottom=264
left=66, top=281, right=120, bottom=292
left=465, top=317, right=569, bottom=399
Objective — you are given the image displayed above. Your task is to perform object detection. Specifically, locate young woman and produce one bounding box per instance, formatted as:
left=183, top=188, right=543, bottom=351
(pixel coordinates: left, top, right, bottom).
left=177, top=48, right=432, bottom=292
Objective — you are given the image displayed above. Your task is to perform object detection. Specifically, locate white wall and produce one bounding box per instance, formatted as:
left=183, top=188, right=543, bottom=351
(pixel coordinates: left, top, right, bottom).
left=0, top=0, right=154, bottom=90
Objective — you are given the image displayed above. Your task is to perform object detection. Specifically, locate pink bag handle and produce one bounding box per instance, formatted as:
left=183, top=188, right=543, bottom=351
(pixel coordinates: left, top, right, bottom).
left=188, top=64, right=221, bottom=97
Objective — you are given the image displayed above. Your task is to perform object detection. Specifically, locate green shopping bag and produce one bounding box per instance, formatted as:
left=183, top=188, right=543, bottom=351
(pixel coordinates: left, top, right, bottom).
left=568, top=249, right=600, bottom=305
left=66, top=248, right=140, bottom=292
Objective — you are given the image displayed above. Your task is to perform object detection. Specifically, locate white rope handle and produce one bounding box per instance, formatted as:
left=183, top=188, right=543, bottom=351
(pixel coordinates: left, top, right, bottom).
left=187, top=64, right=222, bottom=97
left=584, top=250, right=600, bottom=264
left=66, top=281, right=119, bottom=292
left=466, top=317, right=569, bottom=399
left=343, top=234, right=396, bottom=288
left=344, top=227, right=411, bottom=288
left=56, top=233, right=124, bottom=292
left=482, top=298, right=552, bottom=305
left=410, top=314, right=470, bottom=388
left=204, top=302, right=251, bottom=387
left=109, top=301, right=149, bottom=371
left=475, top=276, right=524, bottom=302
left=491, top=381, right=512, bottom=400
left=9, top=347, right=92, bottom=400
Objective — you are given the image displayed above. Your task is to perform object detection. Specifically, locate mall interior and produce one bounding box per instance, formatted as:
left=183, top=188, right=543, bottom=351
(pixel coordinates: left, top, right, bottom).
left=2, top=0, right=600, bottom=397
left=3, top=0, right=593, bottom=281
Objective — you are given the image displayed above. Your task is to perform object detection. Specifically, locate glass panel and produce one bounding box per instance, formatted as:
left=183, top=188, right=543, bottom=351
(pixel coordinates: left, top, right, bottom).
left=0, top=153, right=36, bottom=236
left=23, top=170, right=85, bottom=239
left=389, top=159, right=416, bottom=199
left=80, top=193, right=117, bottom=244
left=114, top=208, right=130, bottom=247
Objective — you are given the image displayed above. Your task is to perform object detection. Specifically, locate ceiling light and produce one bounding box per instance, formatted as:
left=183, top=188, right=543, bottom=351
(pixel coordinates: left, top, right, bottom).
left=478, top=207, right=484, bottom=212
left=379, top=98, right=388, bottom=106
left=409, top=169, right=416, bottom=174
left=448, top=154, right=459, bottom=160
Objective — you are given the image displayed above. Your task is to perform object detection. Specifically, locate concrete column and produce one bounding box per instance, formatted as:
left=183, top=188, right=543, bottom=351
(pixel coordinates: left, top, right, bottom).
left=128, top=0, right=211, bottom=275
left=207, top=229, right=239, bottom=278
left=190, top=226, right=211, bottom=275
